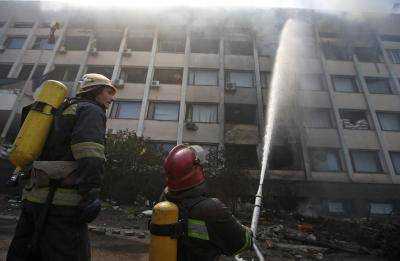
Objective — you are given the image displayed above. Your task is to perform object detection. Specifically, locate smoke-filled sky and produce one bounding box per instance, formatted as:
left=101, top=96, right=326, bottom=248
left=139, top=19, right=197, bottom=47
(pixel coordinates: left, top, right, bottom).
left=12, top=0, right=400, bottom=13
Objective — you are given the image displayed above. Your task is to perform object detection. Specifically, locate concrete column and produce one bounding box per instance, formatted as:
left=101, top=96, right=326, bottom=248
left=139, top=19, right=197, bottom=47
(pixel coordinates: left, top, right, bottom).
left=253, top=37, right=265, bottom=136
left=8, top=21, right=39, bottom=78
left=137, top=28, right=158, bottom=137
left=313, top=20, right=355, bottom=182
left=176, top=29, right=191, bottom=145
left=352, top=54, right=396, bottom=182
left=0, top=17, right=13, bottom=47
left=71, top=31, right=95, bottom=97
left=44, top=18, right=69, bottom=74
left=218, top=37, right=225, bottom=148
left=111, top=27, right=129, bottom=82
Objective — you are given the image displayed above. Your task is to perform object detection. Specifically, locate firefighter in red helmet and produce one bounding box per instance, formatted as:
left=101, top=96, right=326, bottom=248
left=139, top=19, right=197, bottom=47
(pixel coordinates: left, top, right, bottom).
left=162, top=144, right=253, bottom=261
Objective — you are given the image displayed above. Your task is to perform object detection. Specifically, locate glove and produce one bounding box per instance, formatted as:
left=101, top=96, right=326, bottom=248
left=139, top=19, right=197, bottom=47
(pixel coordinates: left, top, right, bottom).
left=78, top=198, right=101, bottom=223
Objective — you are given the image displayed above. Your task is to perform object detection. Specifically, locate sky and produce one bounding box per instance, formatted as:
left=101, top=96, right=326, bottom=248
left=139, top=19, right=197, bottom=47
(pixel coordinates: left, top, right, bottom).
left=8, top=0, right=400, bottom=12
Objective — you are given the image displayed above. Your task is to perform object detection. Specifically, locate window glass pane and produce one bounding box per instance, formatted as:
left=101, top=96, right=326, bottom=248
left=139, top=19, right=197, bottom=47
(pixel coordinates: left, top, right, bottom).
left=365, top=78, right=392, bottom=94
left=299, top=74, right=323, bottom=91
left=6, top=37, right=26, bottom=49
left=122, top=67, right=147, bottom=83
left=64, top=36, right=89, bottom=51
left=86, top=66, right=113, bottom=79
left=225, top=104, right=257, bottom=124
left=154, top=103, right=179, bottom=121
left=191, top=39, right=219, bottom=54
left=311, top=149, right=341, bottom=172
left=227, top=71, right=253, bottom=88
left=114, top=101, right=141, bottom=119
left=328, top=202, right=344, bottom=213
left=189, top=70, right=218, bottom=86
left=388, top=49, right=400, bottom=64
left=377, top=113, right=400, bottom=131
left=351, top=151, right=382, bottom=173
left=127, top=38, right=153, bottom=52
left=390, top=152, right=400, bottom=175
left=333, top=76, right=357, bottom=92
left=305, top=110, right=332, bottom=128
left=190, top=104, right=218, bottom=123
left=369, top=203, right=393, bottom=215
left=18, top=64, right=34, bottom=80
left=0, top=64, right=12, bottom=79
left=33, top=37, right=55, bottom=50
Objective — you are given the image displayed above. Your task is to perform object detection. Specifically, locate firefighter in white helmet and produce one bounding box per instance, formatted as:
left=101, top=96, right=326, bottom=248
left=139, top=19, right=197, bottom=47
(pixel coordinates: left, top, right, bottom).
left=7, top=74, right=116, bottom=261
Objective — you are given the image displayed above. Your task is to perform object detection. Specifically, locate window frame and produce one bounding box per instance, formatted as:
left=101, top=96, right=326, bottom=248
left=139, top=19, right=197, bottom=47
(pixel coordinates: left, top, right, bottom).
left=110, top=100, right=142, bottom=119
left=5, top=36, right=27, bottom=49
left=186, top=103, right=219, bottom=123
left=339, top=109, right=371, bottom=130
left=332, top=75, right=359, bottom=93
left=309, top=148, right=342, bottom=172
left=365, top=77, right=393, bottom=95
left=188, top=69, right=218, bottom=86
left=304, top=108, right=335, bottom=129
left=350, top=149, right=383, bottom=174
left=225, top=70, right=255, bottom=88
left=147, top=102, right=180, bottom=121
left=377, top=111, right=400, bottom=132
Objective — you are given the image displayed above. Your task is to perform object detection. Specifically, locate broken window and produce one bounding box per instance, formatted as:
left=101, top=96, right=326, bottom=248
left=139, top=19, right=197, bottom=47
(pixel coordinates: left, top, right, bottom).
left=110, top=101, right=141, bottom=119
left=321, top=43, right=351, bottom=61
left=298, top=74, right=324, bottom=91
left=225, top=104, right=257, bottom=125
left=18, top=64, right=34, bottom=80
left=269, top=145, right=303, bottom=170
left=390, top=151, right=400, bottom=175
left=32, top=36, right=55, bottom=50
left=96, top=36, right=121, bottom=51
left=350, top=150, right=382, bottom=173
left=50, top=65, right=79, bottom=82
left=147, top=102, right=179, bottom=121
left=120, top=67, right=147, bottom=83
left=86, top=66, right=113, bottom=79
left=191, top=39, right=219, bottom=54
left=339, top=109, right=370, bottom=130
left=0, top=64, right=12, bottom=79
left=13, top=22, right=34, bottom=28
left=332, top=76, right=358, bottom=93
left=304, top=109, right=333, bottom=128
left=309, top=148, right=341, bottom=172
left=369, top=203, right=393, bottom=215
left=365, top=77, right=392, bottom=94
left=225, top=41, right=253, bottom=56
left=127, top=37, right=153, bottom=52
left=225, top=144, right=258, bottom=169
left=225, top=71, right=254, bottom=88
left=153, top=68, right=183, bottom=84
left=354, top=47, right=381, bottom=63
left=5, top=36, right=26, bottom=49
left=158, top=38, right=185, bottom=53
left=387, top=49, right=400, bottom=64
left=64, top=36, right=89, bottom=51
left=377, top=112, right=400, bottom=131
left=186, top=103, right=218, bottom=123
left=381, top=34, right=400, bottom=42
left=188, top=69, right=218, bottom=86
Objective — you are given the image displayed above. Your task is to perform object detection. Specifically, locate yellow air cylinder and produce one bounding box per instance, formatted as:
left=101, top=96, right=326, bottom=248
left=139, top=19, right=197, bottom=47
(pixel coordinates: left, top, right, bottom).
left=9, top=80, right=68, bottom=170
left=149, top=201, right=179, bottom=261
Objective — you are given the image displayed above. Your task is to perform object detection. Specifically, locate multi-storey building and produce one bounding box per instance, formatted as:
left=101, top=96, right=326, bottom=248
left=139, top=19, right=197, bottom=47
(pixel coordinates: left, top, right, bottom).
left=1, top=1, right=400, bottom=216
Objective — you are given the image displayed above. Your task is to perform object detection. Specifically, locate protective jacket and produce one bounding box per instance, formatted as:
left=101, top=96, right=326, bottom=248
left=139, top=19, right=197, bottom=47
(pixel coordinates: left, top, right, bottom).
left=164, top=184, right=252, bottom=261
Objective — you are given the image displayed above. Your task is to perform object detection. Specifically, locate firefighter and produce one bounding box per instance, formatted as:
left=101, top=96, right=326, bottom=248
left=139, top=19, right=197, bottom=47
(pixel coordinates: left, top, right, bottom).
left=162, top=144, right=253, bottom=261
left=7, top=73, right=116, bottom=261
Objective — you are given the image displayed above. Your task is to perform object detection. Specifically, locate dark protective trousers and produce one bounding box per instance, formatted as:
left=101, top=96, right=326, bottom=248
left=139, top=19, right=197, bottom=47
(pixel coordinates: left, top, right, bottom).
left=7, top=201, right=90, bottom=261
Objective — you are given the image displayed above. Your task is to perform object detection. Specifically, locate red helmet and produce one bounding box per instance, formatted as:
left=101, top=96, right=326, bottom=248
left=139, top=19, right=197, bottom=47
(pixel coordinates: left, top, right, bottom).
left=163, top=144, right=207, bottom=191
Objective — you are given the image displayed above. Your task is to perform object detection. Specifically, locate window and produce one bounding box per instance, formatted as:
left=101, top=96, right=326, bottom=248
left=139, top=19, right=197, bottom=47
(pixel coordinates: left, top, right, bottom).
left=225, top=41, right=253, bottom=56
left=327, top=201, right=345, bottom=214
left=310, top=148, right=341, bottom=172
left=339, top=109, right=370, bottom=130
left=390, top=151, right=400, bottom=175
left=0, top=21, right=6, bottom=28
left=147, top=102, right=179, bottom=121
left=110, top=101, right=141, bottom=119
left=120, top=67, right=147, bottom=83
left=0, top=64, right=12, bottom=79
left=381, top=35, right=400, bottom=42
left=50, top=65, right=79, bottom=82
left=13, top=22, right=34, bottom=28
left=191, top=39, right=219, bottom=54
left=304, top=109, right=333, bottom=128
left=269, top=145, right=303, bottom=170
left=388, top=49, right=400, bottom=64
left=5, top=36, right=26, bottom=49
left=32, top=37, right=55, bottom=50
left=260, top=71, right=270, bottom=88
left=321, top=43, right=351, bottom=61
left=153, top=69, right=183, bottom=84
left=225, top=71, right=254, bottom=88
left=186, top=104, right=218, bottom=123
left=18, top=64, right=34, bottom=80
left=188, top=70, right=218, bottom=86
left=225, top=104, right=257, bottom=125
left=365, top=78, right=392, bottom=94
left=158, top=38, right=185, bottom=53
left=369, top=203, right=393, bottom=215
left=96, top=36, right=121, bottom=51
left=299, top=74, right=324, bottom=91
left=64, top=36, right=89, bottom=51
left=127, top=38, right=153, bottom=52
left=86, top=66, right=113, bottom=79
left=225, top=144, right=258, bottom=169
left=332, top=76, right=358, bottom=93
left=350, top=150, right=382, bottom=173
left=377, top=112, right=400, bottom=131
left=39, top=22, right=51, bottom=28
left=151, top=142, right=175, bottom=155
left=354, top=47, right=381, bottom=63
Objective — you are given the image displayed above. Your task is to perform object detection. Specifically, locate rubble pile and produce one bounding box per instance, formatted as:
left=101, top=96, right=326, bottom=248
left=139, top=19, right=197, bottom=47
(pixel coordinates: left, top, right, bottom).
left=240, top=209, right=400, bottom=260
